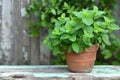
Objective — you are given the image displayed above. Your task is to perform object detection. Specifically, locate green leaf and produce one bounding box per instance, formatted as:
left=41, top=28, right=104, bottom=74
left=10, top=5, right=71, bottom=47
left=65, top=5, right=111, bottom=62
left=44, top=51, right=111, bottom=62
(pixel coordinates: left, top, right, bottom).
left=41, top=13, right=46, bottom=20
left=108, top=24, right=120, bottom=30
left=69, top=35, right=76, bottom=42
left=102, top=34, right=111, bottom=45
left=53, top=48, right=59, bottom=56
left=100, top=43, right=105, bottom=50
left=47, top=42, right=52, bottom=50
left=51, top=9, right=56, bottom=15
left=73, top=12, right=82, bottom=18
left=60, top=27, right=65, bottom=33
left=49, top=0, right=57, bottom=5
left=112, top=39, right=120, bottom=47
left=60, top=34, right=70, bottom=39
left=61, top=13, right=66, bottom=18
left=53, top=39, right=61, bottom=46
left=65, top=25, right=72, bottom=33
left=83, top=36, right=91, bottom=46
left=63, top=2, right=69, bottom=9
left=83, top=26, right=93, bottom=34
left=51, top=18, right=57, bottom=23
left=101, top=49, right=112, bottom=59
left=42, top=37, right=49, bottom=45
left=72, top=42, right=79, bottom=53
left=58, top=17, right=65, bottom=24
left=104, top=17, right=114, bottom=24
left=84, top=31, right=93, bottom=38
left=93, top=6, right=98, bottom=12
left=110, top=33, right=117, bottom=39
left=52, top=29, right=61, bottom=35
left=93, top=6, right=105, bottom=18
left=94, top=22, right=104, bottom=33
left=82, top=17, right=93, bottom=25
left=95, top=11, right=105, bottom=18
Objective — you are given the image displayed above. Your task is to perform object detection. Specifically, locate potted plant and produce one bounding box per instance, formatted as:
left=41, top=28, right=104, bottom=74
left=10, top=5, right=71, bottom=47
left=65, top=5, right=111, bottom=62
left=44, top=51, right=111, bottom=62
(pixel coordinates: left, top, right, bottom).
left=43, top=6, right=119, bottom=72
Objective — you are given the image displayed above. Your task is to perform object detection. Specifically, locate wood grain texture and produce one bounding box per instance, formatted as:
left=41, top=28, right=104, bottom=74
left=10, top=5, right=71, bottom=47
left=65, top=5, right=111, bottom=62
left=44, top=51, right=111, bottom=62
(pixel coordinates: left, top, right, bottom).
left=0, top=0, right=33, bottom=65
left=0, top=0, right=2, bottom=64
left=11, top=0, right=31, bottom=64
left=0, top=66, right=119, bottom=80
left=30, top=37, right=40, bottom=65
left=1, top=0, right=13, bottom=64
left=0, top=0, right=52, bottom=65
left=21, top=0, right=31, bottom=65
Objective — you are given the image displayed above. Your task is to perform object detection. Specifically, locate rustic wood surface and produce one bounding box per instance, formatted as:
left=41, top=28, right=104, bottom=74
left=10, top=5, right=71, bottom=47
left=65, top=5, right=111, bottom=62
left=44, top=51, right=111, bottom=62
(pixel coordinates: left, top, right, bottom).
left=0, top=0, right=52, bottom=65
left=0, top=65, right=120, bottom=80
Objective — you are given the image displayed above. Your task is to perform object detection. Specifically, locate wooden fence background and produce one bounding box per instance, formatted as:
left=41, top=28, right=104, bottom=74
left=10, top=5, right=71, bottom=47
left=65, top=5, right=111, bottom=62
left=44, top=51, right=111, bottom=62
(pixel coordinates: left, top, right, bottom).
left=0, top=0, right=119, bottom=65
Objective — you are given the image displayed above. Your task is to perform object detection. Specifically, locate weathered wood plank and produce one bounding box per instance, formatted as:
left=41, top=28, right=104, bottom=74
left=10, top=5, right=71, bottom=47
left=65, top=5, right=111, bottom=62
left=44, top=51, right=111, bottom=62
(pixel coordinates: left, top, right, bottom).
left=0, top=66, right=119, bottom=80
left=1, top=0, right=13, bottom=64
left=30, top=37, right=40, bottom=65
left=0, top=0, right=2, bottom=64
left=21, top=0, right=31, bottom=65
left=0, top=0, right=31, bottom=65
left=12, top=0, right=24, bottom=65
left=11, top=0, right=31, bottom=65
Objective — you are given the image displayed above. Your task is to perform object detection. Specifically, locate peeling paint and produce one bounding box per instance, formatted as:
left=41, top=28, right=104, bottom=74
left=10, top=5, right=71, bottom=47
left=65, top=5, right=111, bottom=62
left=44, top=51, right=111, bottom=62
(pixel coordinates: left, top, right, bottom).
left=21, top=8, right=27, bottom=17
left=21, top=1, right=27, bottom=17
left=23, top=46, right=28, bottom=61
left=34, top=73, right=69, bottom=78
left=92, top=66, right=120, bottom=77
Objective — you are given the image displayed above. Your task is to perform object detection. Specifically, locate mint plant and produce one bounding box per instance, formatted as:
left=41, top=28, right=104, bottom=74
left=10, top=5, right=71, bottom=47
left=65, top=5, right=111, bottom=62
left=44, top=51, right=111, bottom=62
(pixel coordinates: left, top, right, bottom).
left=43, top=6, right=119, bottom=56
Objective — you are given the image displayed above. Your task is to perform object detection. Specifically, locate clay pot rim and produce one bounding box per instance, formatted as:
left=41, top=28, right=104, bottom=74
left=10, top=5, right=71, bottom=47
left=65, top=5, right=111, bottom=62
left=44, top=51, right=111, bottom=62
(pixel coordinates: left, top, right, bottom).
left=66, top=43, right=99, bottom=54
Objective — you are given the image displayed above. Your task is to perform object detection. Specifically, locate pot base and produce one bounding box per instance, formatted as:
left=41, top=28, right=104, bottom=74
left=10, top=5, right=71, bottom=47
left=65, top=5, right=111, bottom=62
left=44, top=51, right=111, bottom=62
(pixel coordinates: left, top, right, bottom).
left=68, top=68, right=92, bottom=73
left=66, top=44, right=99, bottom=73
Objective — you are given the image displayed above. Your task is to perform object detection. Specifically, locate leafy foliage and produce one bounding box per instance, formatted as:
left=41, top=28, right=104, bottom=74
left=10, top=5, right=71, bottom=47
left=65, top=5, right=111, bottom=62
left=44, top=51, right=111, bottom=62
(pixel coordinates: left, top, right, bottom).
left=43, top=6, right=119, bottom=56
left=26, top=0, right=120, bottom=65
left=96, top=34, right=120, bottom=65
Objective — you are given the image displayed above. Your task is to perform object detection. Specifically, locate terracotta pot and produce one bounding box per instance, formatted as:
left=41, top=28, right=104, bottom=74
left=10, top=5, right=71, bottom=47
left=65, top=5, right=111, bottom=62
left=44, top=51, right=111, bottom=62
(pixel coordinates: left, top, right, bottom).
left=66, top=44, right=99, bottom=73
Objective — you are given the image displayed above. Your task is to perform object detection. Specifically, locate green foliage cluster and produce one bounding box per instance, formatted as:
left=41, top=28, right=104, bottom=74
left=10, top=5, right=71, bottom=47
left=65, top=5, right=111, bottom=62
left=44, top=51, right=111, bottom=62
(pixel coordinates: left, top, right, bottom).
left=26, top=0, right=80, bottom=37
left=43, top=6, right=119, bottom=56
left=96, top=35, right=120, bottom=65
left=26, top=0, right=120, bottom=65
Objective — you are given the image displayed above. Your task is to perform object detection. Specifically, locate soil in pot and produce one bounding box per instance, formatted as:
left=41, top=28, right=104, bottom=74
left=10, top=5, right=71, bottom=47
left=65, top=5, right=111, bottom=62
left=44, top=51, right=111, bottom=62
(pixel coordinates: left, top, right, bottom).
left=66, top=44, right=99, bottom=73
